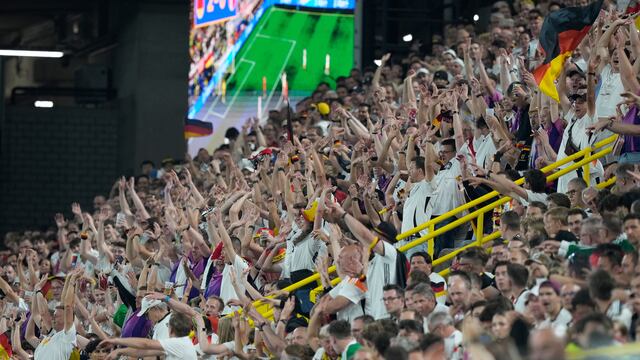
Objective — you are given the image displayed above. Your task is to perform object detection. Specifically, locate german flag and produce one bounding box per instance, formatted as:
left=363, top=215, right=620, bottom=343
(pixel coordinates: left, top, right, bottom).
left=184, top=118, right=213, bottom=138
left=0, top=333, right=12, bottom=360
left=533, top=0, right=603, bottom=102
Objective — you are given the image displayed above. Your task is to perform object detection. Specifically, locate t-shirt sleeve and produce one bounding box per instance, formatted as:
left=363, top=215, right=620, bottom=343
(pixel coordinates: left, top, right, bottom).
left=379, top=241, right=398, bottom=263
left=63, top=325, right=77, bottom=344
left=233, top=255, right=249, bottom=272
left=330, top=282, right=365, bottom=304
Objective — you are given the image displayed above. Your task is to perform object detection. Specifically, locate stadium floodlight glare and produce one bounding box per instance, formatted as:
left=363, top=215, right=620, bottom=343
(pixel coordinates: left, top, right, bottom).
left=34, top=100, right=54, bottom=108
left=0, top=50, right=64, bottom=58
left=374, top=59, right=382, bottom=66
left=473, top=14, right=480, bottom=21
left=403, top=34, right=413, bottom=42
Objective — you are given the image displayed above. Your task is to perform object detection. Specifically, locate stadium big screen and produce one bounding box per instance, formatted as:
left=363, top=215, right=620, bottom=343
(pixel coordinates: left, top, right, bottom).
left=187, top=0, right=355, bottom=152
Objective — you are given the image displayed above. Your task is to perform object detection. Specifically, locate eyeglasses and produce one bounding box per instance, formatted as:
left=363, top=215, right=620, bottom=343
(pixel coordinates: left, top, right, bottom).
left=383, top=296, right=401, bottom=302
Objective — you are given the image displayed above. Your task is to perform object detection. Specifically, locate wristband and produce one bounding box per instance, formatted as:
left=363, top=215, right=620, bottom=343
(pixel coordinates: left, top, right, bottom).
left=493, top=152, right=503, bottom=162
left=164, top=295, right=171, bottom=303
left=277, top=167, right=285, bottom=172
left=588, top=72, right=596, bottom=76
left=452, top=111, right=459, bottom=114
left=340, top=212, right=349, bottom=222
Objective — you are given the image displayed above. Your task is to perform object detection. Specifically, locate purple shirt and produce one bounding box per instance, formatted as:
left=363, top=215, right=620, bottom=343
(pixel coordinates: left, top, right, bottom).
left=170, top=254, right=207, bottom=300
left=547, top=118, right=565, bottom=152
left=622, top=104, right=640, bottom=154
left=121, top=313, right=152, bottom=338
left=205, top=270, right=223, bottom=299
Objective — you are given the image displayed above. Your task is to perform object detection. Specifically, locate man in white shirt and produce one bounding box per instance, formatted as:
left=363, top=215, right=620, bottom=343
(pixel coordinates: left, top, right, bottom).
left=101, top=311, right=198, bottom=359
left=327, top=201, right=398, bottom=320
left=316, top=245, right=366, bottom=323
left=428, top=312, right=463, bottom=359
left=589, top=269, right=633, bottom=329
left=537, top=281, right=572, bottom=337
left=399, top=155, right=435, bottom=257
left=409, top=252, right=447, bottom=304
left=31, top=267, right=82, bottom=360
left=430, top=138, right=466, bottom=254
left=556, top=77, right=601, bottom=193
left=410, top=283, right=448, bottom=332
left=507, top=263, right=531, bottom=313
left=328, top=320, right=361, bottom=360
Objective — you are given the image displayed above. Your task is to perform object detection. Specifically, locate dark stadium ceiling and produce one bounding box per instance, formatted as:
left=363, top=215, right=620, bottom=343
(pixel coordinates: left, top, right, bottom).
left=0, top=0, right=184, bottom=56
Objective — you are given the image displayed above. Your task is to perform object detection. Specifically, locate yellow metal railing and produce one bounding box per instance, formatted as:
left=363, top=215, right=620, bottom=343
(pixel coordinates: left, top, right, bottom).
left=249, top=134, right=618, bottom=319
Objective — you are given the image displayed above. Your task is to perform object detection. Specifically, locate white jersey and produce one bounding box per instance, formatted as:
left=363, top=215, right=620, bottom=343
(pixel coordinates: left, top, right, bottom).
left=365, top=241, right=398, bottom=319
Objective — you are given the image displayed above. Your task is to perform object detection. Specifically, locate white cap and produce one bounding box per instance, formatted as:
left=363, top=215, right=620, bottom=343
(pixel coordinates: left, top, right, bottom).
left=137, top=297, right=162, bottom=317
left=241, top=158, right=255, bottom=173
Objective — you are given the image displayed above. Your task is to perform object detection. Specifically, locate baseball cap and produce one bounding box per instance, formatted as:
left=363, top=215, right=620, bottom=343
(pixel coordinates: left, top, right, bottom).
left=433, top=70, right=449, bottom=82
left=373, top=221, right=398, bottom=242
left=566, top=69, right=585, bottom=79
left=137, top=296, right=163, bottom=317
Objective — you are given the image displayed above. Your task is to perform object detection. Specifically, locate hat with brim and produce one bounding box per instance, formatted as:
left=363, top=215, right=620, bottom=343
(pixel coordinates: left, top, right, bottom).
left=137, top=297, right=162, bottom=317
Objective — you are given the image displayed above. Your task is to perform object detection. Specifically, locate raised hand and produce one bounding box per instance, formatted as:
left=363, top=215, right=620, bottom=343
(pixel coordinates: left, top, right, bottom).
left=280, top=296, right=296, bottom=322
left=71, top=202, right=82, bottom=218
left=118, top=177, right=127, bottom=192
left=54, top=213, right=67, bottom=228
left=381, top=53, right=391, bottom=65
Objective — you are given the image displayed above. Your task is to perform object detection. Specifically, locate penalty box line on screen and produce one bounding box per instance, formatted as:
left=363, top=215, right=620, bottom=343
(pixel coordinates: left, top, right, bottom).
left=208, top=7, right=274, bottom=119
left=254, top=34, right=296, bottom=118
left=208, top=59, right=256, bottom=119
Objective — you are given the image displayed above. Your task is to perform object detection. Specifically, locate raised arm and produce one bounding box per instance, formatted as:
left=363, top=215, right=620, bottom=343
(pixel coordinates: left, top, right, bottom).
left=215, top=210, right=239, bottom=261
left=126, top=177, right=151, bottom=220
left=615, top=29, right=640, bottom=94
left=118, top=177, right=133, bottom=217
left=325, top=201, right=384, bottom=255
left=586, top=55, right=598, bottom=119
left=372, top=53, right=390, bottom=89
left=64, top=267, right=82, bottom=332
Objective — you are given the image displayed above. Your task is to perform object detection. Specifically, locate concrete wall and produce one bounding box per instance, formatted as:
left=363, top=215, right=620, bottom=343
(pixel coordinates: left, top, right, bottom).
left=0, top=0, right=189, bottom=236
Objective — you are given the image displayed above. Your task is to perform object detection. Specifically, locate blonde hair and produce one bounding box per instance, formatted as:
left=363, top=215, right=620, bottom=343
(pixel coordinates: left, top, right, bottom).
left=217, top=316, right=235, bottom=343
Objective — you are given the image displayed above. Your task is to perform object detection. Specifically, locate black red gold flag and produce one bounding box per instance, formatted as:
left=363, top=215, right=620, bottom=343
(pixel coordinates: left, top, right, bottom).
left=185, top=118, right=213, bottom=138
left=533, top=0, right=604, bottom=102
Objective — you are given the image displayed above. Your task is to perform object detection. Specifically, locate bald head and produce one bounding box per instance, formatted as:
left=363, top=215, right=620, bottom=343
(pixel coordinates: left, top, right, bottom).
left=290, top=326, right=308, bottom=346
left=529, top=329, right=565, bottom=360
left=338, top=245, right=364, bottom=277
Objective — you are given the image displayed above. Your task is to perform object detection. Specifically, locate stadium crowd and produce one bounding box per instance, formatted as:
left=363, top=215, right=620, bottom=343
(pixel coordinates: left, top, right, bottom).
left=4, top=0, right=640, bottom=359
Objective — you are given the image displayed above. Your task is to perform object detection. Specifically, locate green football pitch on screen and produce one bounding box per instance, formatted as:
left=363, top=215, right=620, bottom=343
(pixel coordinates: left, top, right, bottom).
left=224, top=6, right=354, bottom=96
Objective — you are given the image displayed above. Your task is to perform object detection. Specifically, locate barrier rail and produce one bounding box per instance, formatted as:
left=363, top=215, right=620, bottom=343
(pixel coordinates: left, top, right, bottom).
left=247, top=135, right=618, bottom=319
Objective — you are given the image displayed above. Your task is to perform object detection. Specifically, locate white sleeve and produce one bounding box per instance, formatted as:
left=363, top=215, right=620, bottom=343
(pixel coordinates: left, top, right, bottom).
left=63, top=325, right=77, bottom=344
left=233, top=255, right=248, bottom=272
left=379, top=241, right=397, bottom=263
left=329, top=282, right=365, bottom=304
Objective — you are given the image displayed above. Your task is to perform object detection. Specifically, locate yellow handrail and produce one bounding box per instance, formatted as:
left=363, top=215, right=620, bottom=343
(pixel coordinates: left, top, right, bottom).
left=248, top=134, right=618, bottom=319
left=396, top=134, right=617, bottom=240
